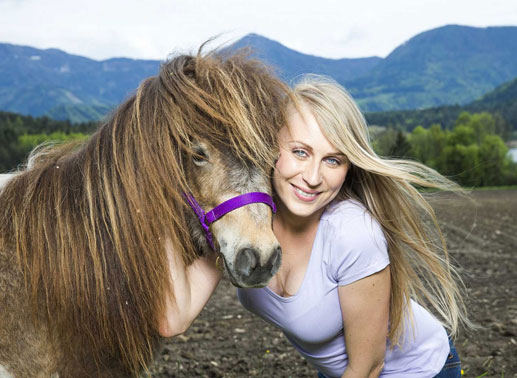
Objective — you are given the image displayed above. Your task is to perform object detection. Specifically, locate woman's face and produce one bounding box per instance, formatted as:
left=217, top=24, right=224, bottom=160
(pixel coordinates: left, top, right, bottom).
left=273, top=105, right=349, bottom=221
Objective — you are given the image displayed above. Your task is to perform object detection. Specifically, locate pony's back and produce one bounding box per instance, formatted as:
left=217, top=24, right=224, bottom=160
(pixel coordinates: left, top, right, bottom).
left=0, top=173, right=59, bottom=377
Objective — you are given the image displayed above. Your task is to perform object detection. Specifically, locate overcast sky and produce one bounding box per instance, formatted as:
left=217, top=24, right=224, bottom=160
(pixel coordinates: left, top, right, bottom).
left=1, top=0, right=516, bottom=61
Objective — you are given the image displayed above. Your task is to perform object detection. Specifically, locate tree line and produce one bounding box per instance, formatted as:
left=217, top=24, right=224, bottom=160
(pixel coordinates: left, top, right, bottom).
left=373, top=111, right=517, bottom=187
left=1, top=110, right=516, bottom=187
left=366, top=106, right=515, bottom=141
left=0, top=111, right=97, bottom=172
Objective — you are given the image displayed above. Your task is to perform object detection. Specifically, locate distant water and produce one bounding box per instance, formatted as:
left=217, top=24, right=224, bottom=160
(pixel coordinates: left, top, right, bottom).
left=510, top=148, right=517, bottom=162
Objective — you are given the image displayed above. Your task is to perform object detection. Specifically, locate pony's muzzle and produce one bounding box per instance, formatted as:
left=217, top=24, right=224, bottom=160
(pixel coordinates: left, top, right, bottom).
left=234, top=245, right=281, bottom=287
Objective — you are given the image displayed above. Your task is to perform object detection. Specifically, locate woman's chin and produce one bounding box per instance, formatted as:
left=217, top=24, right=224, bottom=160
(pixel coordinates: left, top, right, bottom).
left=284, top=201, right=322, bottom=219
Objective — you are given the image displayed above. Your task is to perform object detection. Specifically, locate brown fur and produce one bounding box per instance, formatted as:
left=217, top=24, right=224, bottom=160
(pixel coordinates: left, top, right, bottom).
left=0, top=49, right=289, bottom=377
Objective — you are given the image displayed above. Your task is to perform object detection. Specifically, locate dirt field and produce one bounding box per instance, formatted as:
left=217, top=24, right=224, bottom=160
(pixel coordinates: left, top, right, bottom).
left=150, top=190, right=517, bottom=378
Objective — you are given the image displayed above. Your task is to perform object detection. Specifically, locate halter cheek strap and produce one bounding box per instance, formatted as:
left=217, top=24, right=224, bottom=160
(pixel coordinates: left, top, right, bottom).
left=184, top=192, right=276, bottom=250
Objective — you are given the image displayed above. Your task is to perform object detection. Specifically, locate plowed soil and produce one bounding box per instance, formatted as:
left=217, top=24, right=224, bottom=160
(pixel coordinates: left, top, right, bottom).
left=151, top=190, right=517, bottom=378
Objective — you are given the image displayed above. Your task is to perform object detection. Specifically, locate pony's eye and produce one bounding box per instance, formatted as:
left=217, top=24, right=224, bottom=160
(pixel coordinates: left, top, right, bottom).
left=193, top=146, right=208, bottom=166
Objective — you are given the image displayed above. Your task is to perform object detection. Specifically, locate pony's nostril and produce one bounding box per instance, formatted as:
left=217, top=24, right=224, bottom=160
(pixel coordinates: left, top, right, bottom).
left=235, top=248, right=259, bottom=277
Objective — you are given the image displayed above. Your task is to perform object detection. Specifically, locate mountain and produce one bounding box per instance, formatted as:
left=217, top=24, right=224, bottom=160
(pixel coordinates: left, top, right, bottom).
left=365, top=76, right=517, bottom=133
left=1, top=24, right=517, bottom=121
left=349, top=25, right=517, bottom=111
left=469, top=77, right=517, bottom=110
left=229, top=34, right=382, bottom=84
left=0, top=37, right=382, bottom=122
left=228, top=26, right=517, bottom=112
left=0, top=43, right=160, bottom=122
left=44, top=103, right=113, bottom=123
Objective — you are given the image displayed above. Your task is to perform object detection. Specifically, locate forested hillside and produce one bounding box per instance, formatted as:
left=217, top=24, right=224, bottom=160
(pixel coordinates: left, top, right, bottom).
left=349, top=25, right=517, bottom=111
left=365, top=76, right=517, bottom=140
left=0, top=111, right=98, bottom=171
left=2, top=25, right=517, bottom=121
left=0, top=43, right=159, bottom=122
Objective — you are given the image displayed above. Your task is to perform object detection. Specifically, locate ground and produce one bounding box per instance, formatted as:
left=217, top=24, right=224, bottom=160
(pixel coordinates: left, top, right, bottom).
left=150, top=190, right=517, bottom=378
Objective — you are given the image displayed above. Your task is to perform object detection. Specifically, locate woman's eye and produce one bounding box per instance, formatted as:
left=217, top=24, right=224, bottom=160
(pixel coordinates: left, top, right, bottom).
left=325, top=157, right=341, bottom=166
left=293, top=149, right=308, bottom=158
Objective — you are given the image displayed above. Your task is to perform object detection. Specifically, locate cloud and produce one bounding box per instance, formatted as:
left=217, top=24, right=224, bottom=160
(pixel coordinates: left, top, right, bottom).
left=0, top=0, right=31, bottom=5
left=0, top=0, right=516, bottom=60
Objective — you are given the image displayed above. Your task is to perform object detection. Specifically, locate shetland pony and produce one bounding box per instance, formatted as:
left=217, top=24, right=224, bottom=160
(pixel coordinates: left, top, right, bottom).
left=0, top=50, right=289, bottom=377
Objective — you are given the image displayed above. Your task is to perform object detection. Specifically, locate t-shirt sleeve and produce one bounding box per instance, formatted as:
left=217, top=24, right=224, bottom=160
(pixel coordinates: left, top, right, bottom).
left=329, top=211, right=390, bottom=286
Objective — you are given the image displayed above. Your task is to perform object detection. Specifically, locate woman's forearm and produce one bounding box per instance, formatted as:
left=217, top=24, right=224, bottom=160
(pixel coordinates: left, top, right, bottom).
left=342, top=359, right=384, bottom=378
left=159, top=239, right=223, bottom=337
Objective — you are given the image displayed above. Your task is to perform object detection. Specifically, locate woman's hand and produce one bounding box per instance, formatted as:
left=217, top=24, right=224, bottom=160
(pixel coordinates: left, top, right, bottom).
left=339, top=266, right=391, bottom=378
left=158, top=239, right=223, bottom=337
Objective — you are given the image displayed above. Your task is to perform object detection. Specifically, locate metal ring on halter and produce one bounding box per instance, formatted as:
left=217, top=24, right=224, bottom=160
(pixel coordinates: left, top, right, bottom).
left=215, top=255, right=224, bottom=271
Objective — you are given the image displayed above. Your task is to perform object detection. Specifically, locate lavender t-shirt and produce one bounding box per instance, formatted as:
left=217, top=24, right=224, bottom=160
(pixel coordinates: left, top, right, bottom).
left=237, top=199, right=449, bottom=378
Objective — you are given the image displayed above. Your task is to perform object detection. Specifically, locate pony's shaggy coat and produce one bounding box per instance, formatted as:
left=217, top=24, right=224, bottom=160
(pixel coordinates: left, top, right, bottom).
left=0, top=50, right=289, bottom=377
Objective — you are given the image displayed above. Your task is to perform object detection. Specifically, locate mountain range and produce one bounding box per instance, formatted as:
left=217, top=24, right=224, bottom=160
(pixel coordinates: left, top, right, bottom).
left=365, top=76, right=517, bottom=133
left=348, top=25, right=517, bottom=111
left=1, top=24, right=517, bottom=122
left=0, top=43, right=159, bottom=121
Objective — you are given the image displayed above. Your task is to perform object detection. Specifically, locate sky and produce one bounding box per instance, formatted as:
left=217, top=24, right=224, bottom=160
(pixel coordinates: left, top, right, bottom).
left=1, top=0, right=516, bottom=62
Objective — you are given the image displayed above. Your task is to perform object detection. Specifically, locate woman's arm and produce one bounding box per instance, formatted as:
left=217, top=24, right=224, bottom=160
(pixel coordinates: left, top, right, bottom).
left=338, top=266, right=391, bottom=378
left=158, top=239, right=223, bottom=337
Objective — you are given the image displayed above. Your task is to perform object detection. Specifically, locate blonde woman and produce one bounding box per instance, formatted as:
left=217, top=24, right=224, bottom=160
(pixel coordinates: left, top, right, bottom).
left=237, top=76, right=467, bottom=378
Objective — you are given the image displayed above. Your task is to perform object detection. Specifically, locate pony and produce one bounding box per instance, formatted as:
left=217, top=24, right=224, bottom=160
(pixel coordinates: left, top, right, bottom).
left=0, top=49, right=289, bottom=377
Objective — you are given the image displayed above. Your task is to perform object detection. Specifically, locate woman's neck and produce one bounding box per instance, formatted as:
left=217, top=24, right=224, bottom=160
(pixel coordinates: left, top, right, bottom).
left=273, top=199, right=324, bottom=236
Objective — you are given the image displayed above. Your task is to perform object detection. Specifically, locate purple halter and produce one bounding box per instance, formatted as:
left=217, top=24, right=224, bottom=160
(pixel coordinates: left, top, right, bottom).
left=184, top=192, right=277, bottom=250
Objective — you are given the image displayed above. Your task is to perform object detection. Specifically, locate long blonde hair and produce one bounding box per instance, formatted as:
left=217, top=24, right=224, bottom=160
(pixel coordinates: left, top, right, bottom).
left=0, top=50, right=289, bottom=376
left=291, top=75, right=469, bottom=344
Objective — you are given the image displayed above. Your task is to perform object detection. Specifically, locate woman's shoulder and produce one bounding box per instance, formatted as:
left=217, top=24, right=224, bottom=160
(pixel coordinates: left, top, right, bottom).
left=322, top=198, right=366, bottom=218
left=320, top=199, right=389, bottom=285
left=321, top=199, right=386, bottom=248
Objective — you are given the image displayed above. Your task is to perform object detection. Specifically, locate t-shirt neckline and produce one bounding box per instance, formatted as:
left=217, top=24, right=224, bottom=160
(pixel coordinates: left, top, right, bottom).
left=264, top=215, right=324, bottom=303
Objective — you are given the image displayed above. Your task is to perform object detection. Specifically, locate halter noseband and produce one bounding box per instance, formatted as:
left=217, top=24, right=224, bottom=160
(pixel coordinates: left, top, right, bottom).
left=184, top=192, right=276, bottom=250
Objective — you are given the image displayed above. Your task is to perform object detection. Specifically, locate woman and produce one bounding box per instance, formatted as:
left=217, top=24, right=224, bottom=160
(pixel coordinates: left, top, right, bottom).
left=237, top=76, right=467, bottom=378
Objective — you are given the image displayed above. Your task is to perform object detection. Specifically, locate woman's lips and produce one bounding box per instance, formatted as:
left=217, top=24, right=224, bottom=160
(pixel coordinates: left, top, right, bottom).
left=291, top=184, right=320, bottom=202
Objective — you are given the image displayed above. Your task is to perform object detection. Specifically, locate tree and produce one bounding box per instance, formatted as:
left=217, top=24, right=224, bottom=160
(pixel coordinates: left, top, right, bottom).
left=455, top=111, right=496, bottom=145
left=478, top=135, right=509, bottom=186
left=447, top=125, right=475, bottom=146
left=390, top=130, right=411, bottom=158
left=372, top=127, right=398, bottom=157
left=0, top=126, right=23, bottom=172
left=493, top=112, right=512, bottom=141
left=409, top=124, right=446, bottom=168
left=439, top=144, right=481, bottom=187
left=409, top=126, right=430, bottom=163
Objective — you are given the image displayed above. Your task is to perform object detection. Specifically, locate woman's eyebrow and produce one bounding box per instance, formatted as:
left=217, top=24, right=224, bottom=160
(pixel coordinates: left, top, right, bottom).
left=287, top=140, right=313, bottom=151
left=287, top=140, right=344, bottom=156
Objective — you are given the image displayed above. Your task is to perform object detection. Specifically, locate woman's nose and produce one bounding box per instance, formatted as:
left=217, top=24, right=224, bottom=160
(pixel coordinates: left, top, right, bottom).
left=302, top=161, right=322, bottom=187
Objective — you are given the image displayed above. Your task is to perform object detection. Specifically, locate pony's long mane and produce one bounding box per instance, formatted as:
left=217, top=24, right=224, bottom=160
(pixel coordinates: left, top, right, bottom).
left=0, top=49, right=288, bottom=376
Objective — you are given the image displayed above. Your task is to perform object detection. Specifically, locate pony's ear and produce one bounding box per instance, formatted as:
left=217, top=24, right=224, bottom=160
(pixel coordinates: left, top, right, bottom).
left=182, top=56, right=197, bottom=79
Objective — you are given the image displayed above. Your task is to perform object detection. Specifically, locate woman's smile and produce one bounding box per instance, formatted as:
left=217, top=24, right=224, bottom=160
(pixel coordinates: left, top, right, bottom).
left=291, top=183, right=320, bottom=201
